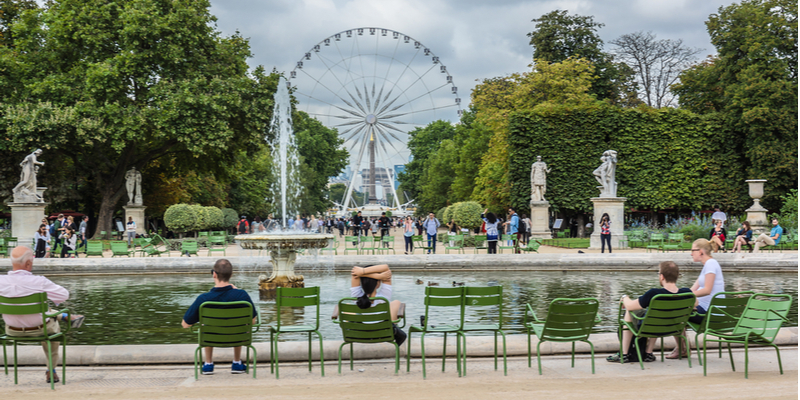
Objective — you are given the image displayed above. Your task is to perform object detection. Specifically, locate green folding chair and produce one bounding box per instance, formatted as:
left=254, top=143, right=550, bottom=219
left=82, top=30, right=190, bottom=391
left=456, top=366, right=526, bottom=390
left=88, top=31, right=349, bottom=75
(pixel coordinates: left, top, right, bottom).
left=526, top=298, right=600, bottom=375
left=407, top=286, right=464, bottom=379
left=645, top=233, right=664, bottom=252
left=498, top=234, right=516, bottom=253
left=702, top=293, right=792, bottom=378
left=378, top=235, right=396, bottom=254
left=322, top=237, right=339, bottom=255
left=0, top=292, right=71, bottom=390
left=334, top=297, right=401, bottom=374
left=520, top=239, right=541, bottom=253
left=359, top=235, right=378, bottom=255
left=110, top=241, right=133, bottom=257
left=269, top=287, right=324, bottom=379
left=207, top=234, right=227, bottom=256
left=687, top=291, right=754, bottom=367
left=343, top=236, right=360, bottom=255
left=444, top=235, right=465, bottom=254
left=461, top=286, right=507, bottom=376
left=0, top=238, right=6, bottom=258
left=192, top=301, right=260, bottom=380
left=84, top=241, right=104, bottom=257
left=617, top=293, right=696, bottom=370
left=139, top=234, right=170, bottom=257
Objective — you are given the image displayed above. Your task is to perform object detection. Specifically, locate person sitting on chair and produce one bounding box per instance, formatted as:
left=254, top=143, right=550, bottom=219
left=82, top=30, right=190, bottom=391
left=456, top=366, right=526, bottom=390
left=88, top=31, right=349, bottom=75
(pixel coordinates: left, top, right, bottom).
left=350, top=264, right=406, bottom=345
left=752, top=218, right=783, bottom=253
left=0, top=246, right=85, bottom=384
left=607, top=261, right=694, bottom=364
left=731, top=221, right=753, bottom=253
left=181, top=259, right=257, bottom=375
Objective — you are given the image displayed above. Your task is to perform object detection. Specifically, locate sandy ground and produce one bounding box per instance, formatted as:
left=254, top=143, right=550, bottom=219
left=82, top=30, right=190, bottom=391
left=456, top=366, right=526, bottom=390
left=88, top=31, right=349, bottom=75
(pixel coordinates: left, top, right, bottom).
left=2, top=347, right=796, bottom=399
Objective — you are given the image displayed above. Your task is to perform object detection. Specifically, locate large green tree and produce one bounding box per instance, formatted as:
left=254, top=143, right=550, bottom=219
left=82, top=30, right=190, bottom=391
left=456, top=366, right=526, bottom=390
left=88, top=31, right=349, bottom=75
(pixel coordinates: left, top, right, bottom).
left=672, top=0, right=797, bottom=210
left=396, top=120, right=457, bottom=201
left=0, top=0, right=276, bottom=235
left=293, top=110, right=348, bottom=216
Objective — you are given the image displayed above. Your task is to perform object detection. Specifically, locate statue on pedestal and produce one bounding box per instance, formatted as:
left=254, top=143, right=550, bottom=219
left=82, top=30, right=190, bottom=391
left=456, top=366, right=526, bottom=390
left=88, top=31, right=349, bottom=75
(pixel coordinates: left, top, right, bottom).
left=125, top=167, right=143, bottom=205
left=593, top=150, right=618, bottom=198
left=530, top=155, right=551, bottom=202
left=12, top=149, right=44, bottom=203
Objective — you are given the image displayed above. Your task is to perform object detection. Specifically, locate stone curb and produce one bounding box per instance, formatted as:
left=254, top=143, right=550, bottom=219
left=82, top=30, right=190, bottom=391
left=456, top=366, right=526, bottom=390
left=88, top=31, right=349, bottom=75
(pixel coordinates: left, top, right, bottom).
left=5, top=327, right=796, bottom=366
left=0, top=252, right=796, bottom=275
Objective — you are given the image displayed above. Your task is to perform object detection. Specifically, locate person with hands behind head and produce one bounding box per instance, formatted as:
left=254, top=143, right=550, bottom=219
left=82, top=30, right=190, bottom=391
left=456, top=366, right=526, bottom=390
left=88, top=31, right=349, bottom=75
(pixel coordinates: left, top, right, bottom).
left=350, top=264, right=406, bottom=345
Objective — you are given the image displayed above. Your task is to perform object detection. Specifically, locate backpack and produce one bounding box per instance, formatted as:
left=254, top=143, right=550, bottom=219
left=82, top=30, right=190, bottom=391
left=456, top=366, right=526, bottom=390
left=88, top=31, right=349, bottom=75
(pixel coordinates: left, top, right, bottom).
left=237, top=220, right=249, bottom=234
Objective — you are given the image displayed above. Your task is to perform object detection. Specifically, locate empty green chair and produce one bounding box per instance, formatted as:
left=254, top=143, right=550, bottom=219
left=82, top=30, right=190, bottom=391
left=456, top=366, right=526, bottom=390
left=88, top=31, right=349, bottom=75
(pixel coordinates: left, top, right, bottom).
left=268, top=287, right=324, bottom=379
left=343, top=236, right=360, bottom=255
left=359, top=235, right=378, bottom=255
left=498, top=234, right=516, bottom=253
left=181, top=240, right=199, bottom=257
left=617, top=293, right=696, bottom=370
left=321, top=237, right=339, bottom=255
left=702, top=293, right=792, bottom=378
left=0, top=292, right=72, bottom=390
left=407, top=286, right=464, bottom=379
left=520, top=239, right=541, bottom=253
left=645, top=233, right=664, bottom=252
left=207, top=234, right=227, bottom=256
left=472, top=235, right=488, bottom=254
left=110, top=241, right=132, bottom=257
left=687, top=291, right=754, bottom=366
left=526, top=298, right=600, bottom=375
left=444, top=235, right=465, bottom=254
left=198, top=231, right=209, bottom=238
left=412, top=235, right=433, bottom=254
left=461, top=286, right=507, bottom=376
left=378, top=235, right=395, bottom=254
left=85, top=241, right=104, bottom=257
left=192, top=301, right=260, bottom=380
left=0, top=238, right=6, bottom=258
left=334, top=297, right=401, bottom=374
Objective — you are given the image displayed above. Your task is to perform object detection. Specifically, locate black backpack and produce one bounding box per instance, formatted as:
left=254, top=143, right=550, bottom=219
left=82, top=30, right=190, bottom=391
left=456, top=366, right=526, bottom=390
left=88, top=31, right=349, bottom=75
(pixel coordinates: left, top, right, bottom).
left=238, top=220, right=248, bottom=234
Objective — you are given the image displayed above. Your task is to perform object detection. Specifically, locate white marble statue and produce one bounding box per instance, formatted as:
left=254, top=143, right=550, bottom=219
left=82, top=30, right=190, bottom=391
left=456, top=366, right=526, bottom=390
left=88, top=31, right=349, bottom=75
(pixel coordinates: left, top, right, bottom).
left=593, top=150, right=618, bottom=197
left=12, top=149, right=44, bottom=203
left=530, top=155, right=551, bottom=202
left=125, top=167, right=143, bottom=205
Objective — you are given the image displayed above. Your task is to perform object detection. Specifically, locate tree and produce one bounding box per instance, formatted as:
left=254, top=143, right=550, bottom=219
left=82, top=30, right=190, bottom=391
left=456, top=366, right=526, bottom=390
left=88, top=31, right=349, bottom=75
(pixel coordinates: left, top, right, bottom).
left=416, top=139, right=458, bottom=213
left=527, top=10, right=639, bottom=105
left=673, top=0, right=797, bottom=210
left=0, top=0, right=277, bottom=236
left=610, top=31, right=701, bottom=108
left=0, top=0, right=37, bottom=48
left=396, top=120, right=457, bottom=200
left=293, top=111, right=348, bottom=216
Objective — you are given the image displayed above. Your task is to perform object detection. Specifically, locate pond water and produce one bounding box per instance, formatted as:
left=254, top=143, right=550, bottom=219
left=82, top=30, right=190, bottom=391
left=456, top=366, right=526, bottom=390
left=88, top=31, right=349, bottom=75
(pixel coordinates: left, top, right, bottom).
left=48, top=271, right=797, bottom=345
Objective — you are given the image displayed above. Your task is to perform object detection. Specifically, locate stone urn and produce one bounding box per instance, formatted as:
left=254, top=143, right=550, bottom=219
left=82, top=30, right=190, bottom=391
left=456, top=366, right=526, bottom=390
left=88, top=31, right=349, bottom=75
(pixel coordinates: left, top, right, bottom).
left=235, top=233, right=333, bottom=298
left=745, top=179, right=768, bottom=234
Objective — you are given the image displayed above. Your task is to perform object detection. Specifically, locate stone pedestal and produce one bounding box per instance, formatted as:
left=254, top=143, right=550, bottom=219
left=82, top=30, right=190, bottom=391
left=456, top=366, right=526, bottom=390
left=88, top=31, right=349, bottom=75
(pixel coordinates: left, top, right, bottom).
left=589, top=197, right=626, bottom=250
left=258, top=250, right=304, bottom=299
left=529, top=201, right=552, bottom=239
left=123, top=205, right=147, bottom=235
left=745, top=179, right=769, bottom=235
left=9, top=201, right=49, bottom=249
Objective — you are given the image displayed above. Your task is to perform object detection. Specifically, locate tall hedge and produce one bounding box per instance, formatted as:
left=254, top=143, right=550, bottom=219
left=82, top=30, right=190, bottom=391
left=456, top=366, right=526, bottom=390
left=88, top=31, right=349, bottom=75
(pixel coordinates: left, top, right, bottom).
left=222, top=208, right=239, bottom=229
left=204, top=206, right=224, bottom=230
left=508, top=104, right=749, bottom=215
left=164, top=204, right=196, bottom=233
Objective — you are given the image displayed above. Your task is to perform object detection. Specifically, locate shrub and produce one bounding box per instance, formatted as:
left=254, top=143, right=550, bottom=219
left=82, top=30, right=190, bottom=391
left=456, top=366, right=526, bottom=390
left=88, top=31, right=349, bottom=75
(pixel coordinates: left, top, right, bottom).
left=436, top=206, right=447, bottom=223
left=204, top=206, right=224, bottom=230
left=450, top=201, right=483, bottom=230
left=775, top=189, right=798, bottom=232
left=222, top=208, right=239, bottom=229
left=164, top=204, right=196, bottom=234
left=189, top=204, right=206, bottom=231
left=442, top=206, right=454, bottom=224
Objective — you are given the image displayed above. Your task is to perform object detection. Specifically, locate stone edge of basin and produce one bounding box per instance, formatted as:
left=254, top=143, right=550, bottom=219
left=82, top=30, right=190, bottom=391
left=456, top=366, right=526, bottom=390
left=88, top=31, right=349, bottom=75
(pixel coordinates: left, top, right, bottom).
left=5, top=328, right=797, bottom=366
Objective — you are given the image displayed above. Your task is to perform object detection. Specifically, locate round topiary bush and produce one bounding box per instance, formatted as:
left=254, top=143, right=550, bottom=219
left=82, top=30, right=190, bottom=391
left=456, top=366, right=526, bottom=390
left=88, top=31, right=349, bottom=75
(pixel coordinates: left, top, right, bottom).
left=164, top=204, right=197, bottom=234
left=450, top=201, right=483, bottom=230
left=222, top=208, right=238, bottom=229
left=442, top=206, right=454, bottom=224
left=436, top=206, right=447, bottom=223
left=204, top=206, right=224, bottom=230
left=189, top=204, right=207, bottom=231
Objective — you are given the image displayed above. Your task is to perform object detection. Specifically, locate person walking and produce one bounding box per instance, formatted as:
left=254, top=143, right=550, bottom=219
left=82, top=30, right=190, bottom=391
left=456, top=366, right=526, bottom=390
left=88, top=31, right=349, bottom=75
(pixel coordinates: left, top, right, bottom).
left=422, top=212, right=440, bottom=254
left=78, top=216, right=89, bottom=252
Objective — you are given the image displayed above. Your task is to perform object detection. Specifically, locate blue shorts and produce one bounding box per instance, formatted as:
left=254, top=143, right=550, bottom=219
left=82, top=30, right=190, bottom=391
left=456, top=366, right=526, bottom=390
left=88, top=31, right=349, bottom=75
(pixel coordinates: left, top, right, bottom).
left=688, top=305, right=707, bottom=324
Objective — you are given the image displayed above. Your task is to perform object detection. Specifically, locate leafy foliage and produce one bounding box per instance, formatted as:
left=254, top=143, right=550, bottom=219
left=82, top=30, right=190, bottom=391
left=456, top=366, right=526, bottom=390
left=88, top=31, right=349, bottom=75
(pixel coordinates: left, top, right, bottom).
left=222, top=208, right=238, bottom=229
left=396, top=120, right=457, bottom=200
left=164, top=204, right=196, bottom=233
left=203, top=206, right=224, bottom=230
left=450, top=201, right=483, bottom=230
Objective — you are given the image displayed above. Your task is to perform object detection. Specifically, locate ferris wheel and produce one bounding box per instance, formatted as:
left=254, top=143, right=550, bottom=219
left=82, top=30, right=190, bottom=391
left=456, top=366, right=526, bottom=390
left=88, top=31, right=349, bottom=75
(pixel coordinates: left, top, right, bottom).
left=288, top=27, right=461, bottom=212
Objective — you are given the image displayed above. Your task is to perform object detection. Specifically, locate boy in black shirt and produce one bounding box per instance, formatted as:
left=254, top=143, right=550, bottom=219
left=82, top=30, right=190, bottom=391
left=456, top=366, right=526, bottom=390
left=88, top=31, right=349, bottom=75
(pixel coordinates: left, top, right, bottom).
left=607, top=261, right=695, bottom=363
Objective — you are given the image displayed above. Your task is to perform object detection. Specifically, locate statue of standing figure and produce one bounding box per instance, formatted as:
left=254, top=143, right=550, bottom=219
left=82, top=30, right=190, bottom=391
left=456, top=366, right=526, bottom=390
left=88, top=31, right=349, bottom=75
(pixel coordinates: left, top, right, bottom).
left=593, top=150, right=618, bottom=197
left=530, top=155, right=551, bottom=202
left=13, top=149, right=45, bottom=203
left=125, top=167, right=143, bottom=205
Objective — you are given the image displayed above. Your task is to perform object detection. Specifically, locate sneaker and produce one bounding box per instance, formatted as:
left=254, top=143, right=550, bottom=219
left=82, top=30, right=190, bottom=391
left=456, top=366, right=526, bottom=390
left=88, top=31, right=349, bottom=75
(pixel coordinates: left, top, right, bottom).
left=231, top=362, right=247, bottom=374
left=70, top=315, right=85, bottom=329
left=201, top=363, right=214, bottom=375
left=605, top=353, right=632, bottom=363
left=642, top=353, right=657, bottom=363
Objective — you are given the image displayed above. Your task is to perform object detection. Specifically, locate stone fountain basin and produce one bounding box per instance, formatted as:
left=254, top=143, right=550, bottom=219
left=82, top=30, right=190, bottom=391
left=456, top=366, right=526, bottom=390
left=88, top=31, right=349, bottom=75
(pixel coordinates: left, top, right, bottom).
left=234, top=233, right=334, bottom=251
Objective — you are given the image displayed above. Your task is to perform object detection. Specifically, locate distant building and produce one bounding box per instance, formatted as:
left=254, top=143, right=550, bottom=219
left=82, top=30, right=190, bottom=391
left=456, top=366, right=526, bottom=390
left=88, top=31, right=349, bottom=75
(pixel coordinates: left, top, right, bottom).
left=359, top=167, right=394, bottom=198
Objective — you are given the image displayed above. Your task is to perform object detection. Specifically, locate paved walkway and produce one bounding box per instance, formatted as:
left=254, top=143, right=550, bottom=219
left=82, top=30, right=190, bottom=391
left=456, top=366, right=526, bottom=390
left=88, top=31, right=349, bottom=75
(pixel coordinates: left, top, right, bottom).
left=1, top=347, right=796, bottom=399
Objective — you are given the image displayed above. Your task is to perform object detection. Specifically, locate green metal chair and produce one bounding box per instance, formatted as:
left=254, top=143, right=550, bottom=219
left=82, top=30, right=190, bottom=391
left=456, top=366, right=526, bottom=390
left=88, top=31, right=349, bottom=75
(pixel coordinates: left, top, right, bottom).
left=111, top=230, right=119, bottom=240
left=702, top=293, right=793, bottom=378
left=412, top=235, right=433, bottom=254
left=626, top=230, right=645, bottom=248
left=461, top=286, right=507, bottom=376
left=687, top=291, right=754, bottom=367
left=207, top=234, right=227, bottom=256
left=444, top=235, right=465, bottom=254
left=498, top=234, right=517, bottom=253
left=526, top=298, right=600, bottom=375
left=617, top=292, right=696, bottom=370
left=192, top=301, right=260, bottom=380
left=0, top=292, right=71, bottom=390
left=181, top=240, right=199, bottom=257
left=4, top=237, right=17, bottom=254
left=407, top=286, right=465, bottom=379
left=343, top=236, right=360, bottom=255
left=0, top=238, right=6, bottom=258
left=725, top=230, right=738, bottom=251
left=85, top=241, right=104, bottom=257
left=661, top=233, right=684, bottom=252
left=99, top=230, right=108, bottom=240
left=198, top=231, right=210, bottom=239
left=520, top=239, right=541, bottom=253
left=359, top=235, right=379, bottom=255
left=472, top=235, right=488, bottom=254
left=139, top=234, right=170, bottom=257
left=378, top=235, right=395, bottom=254
left=333, top=297, right=401, bottom=374
left=321, top=237, right=339, bottom=255
left=645, top=233, right=664, bottom=252
left=269, top=287, right=324, bottom=379
left=110, top=241, right=133, bottom=257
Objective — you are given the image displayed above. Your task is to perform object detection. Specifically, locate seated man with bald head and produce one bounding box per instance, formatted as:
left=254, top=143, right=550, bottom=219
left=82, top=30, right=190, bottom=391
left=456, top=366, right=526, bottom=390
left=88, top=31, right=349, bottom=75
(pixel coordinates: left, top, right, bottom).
left=0, top=246, right=85, bottom=384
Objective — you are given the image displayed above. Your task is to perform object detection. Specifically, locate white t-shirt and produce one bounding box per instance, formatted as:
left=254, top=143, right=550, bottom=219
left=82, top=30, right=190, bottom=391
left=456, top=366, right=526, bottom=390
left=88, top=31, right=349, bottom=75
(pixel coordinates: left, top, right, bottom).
left=350, top=283, right=392, bottom=306
left=696, top=258, right=725, bottom=310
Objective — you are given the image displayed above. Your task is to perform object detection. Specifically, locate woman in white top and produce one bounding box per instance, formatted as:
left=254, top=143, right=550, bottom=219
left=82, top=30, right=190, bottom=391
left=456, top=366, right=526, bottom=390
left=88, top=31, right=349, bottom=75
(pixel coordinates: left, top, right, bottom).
left=59, top=226, right=77, bottom=258
left=482, top=209, right=500, bottom=254
left=309, top=216, right=318, bottom=232
left=350, top=264, right=405, bottom=344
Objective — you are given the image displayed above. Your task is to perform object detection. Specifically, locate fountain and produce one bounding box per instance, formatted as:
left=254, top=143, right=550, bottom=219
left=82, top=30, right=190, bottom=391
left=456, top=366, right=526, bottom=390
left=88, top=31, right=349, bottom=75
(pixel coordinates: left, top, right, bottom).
left=235, top=76, right=333, bottom=298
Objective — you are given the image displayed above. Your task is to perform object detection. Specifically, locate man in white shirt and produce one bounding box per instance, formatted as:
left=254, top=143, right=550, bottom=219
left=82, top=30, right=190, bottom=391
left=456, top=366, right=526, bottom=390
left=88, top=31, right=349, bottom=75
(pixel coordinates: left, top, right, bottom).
left=0, top=246, right=84, bottom=383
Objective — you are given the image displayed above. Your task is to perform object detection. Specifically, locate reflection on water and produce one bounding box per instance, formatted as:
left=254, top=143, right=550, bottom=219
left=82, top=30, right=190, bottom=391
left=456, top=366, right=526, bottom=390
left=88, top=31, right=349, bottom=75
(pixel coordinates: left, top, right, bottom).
left=50, top=271, right=797, bottom=345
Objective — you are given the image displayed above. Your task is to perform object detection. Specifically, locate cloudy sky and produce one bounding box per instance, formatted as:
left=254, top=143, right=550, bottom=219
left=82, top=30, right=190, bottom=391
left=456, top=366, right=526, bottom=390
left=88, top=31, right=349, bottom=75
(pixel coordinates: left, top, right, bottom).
left=207, top=0, right=737, bottom=198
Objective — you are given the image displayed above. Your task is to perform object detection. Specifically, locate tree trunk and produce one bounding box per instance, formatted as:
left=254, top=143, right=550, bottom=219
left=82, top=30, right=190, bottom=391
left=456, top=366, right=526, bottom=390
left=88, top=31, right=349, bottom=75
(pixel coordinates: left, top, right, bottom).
left=91, top=176, right=128, bottom=240
left=577, top=214, right=586, bottom=238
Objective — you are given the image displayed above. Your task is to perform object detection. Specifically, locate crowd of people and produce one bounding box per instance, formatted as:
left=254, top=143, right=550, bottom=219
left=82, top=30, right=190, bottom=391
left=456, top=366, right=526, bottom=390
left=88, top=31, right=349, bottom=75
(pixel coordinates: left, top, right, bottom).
left=31, top=213, right=91, bottom=259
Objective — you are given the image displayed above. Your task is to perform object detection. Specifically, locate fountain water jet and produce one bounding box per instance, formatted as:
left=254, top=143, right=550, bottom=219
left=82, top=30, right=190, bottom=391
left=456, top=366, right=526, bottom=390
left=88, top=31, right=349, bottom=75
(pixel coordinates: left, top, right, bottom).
left=235, top=76, right=333, bottom=298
